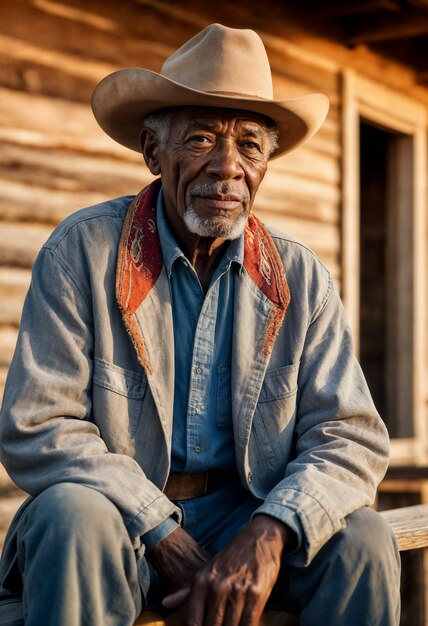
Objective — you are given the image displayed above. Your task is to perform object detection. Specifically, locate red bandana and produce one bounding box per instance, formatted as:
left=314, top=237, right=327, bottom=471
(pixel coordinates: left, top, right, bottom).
left=116, top=179, right=290, bottom=370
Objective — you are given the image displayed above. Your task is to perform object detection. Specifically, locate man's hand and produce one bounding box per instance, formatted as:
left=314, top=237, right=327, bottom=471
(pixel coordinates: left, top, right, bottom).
left=163, top=514, right=294, bottom=626
left=146, top=526, right=211, bottom=595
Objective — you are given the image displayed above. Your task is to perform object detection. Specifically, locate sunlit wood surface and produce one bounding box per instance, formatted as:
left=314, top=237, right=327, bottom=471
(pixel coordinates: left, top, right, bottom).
left=380, top=504, right=428, bottom=551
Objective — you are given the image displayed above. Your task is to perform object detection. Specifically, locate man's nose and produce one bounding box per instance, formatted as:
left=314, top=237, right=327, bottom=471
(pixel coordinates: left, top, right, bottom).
left=205, top=140, right=244, bottom=180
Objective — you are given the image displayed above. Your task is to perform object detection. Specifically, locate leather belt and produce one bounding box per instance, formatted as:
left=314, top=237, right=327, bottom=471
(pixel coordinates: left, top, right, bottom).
left=164, top=469, right=237, bottom=501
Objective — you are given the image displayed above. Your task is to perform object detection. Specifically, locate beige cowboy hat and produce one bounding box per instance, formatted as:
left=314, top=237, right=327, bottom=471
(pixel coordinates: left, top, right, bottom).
left=92, top=23, right=329, bottom=158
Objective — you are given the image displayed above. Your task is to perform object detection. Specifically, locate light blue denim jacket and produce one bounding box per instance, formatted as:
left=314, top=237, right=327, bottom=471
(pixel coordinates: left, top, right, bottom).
left=0, top=181, right=389, bottom=584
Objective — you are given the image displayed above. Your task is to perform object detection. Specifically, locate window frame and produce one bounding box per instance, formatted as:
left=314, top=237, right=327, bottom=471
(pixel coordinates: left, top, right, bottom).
left=341, top=69, right=427, bottom=465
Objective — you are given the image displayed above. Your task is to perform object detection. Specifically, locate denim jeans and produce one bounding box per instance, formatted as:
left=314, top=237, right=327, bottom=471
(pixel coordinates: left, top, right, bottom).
left=0, top=483, right=400, bottom=626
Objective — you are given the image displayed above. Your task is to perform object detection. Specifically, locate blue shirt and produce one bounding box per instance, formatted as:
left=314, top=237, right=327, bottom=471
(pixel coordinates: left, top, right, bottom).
left=157, top=190, right=243, bottom=473
left=143, top=191, right=300, bottom=554
left=143, top=189, right=251, bottom=550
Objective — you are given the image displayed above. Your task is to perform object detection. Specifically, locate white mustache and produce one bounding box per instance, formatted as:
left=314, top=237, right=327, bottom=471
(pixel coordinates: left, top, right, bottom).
left=188, top=183, right=248, bottom=204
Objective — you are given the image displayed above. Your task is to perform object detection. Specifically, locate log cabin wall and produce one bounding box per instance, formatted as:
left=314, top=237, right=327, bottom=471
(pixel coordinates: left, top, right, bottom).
left=0, top=0, right=427, bottom=460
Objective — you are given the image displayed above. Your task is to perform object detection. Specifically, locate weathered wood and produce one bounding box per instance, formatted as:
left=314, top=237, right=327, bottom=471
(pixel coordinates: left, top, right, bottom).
left=257, top=211, right=340, bottom=254
left=0, top=327, right=18, bottom=368
left=0, top=143, right=147, bottom=196
left=380, top=504, right=428, bottom=551
left=0, top=180, right=106, bottom=225
left=270, top=148, right=340, bottom=187
left=348, top=12, right=428, bottom=44
left=0, top=222, right=53, bottom=268
left=0, top=87, right=139, bottom=162
left=386, top=466, right=428, bottom=480
left=0, top=298, right=24, bottom=327
left=312, top=0, right=401, bottom=15
left=0, top=268, right=30, bottom=326
left=0, top=367, right=8, bottom=403
left=0, top=124, right=138, bottom=161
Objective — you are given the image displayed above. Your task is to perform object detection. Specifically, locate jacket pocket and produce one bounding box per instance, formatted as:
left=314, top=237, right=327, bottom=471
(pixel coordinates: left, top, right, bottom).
left=252, top=363, right=300, bottom=467
left=258, top=363, right=300, bottom=404
left=93, top=358, right=147, bottom=440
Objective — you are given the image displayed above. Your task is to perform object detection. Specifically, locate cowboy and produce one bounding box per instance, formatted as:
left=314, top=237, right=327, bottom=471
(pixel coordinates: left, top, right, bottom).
left=0, top=24, right=400, bottom=626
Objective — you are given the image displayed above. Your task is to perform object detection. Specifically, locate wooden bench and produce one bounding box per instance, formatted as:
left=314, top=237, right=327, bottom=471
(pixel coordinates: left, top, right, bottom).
left=135, top=504, right=428, bottom=626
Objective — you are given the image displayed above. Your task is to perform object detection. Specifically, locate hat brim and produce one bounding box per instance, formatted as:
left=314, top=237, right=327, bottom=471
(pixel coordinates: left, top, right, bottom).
left=91, top=68, right=329, bottom=158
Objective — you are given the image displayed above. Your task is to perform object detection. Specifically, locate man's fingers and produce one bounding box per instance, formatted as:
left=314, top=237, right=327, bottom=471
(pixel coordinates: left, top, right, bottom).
left=204, top=583, right=227, bottom=626
left=222, top=589, right=246, bottom=626
left=162, top=586, right=191, bottom=608
left=239, top=591, right=267, bottom=626
left=184, top=575, right=209, bottom=626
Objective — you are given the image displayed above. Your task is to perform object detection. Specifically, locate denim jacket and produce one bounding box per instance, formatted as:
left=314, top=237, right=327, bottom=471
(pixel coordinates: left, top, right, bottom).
left=0, top=180, right=389, bottom=573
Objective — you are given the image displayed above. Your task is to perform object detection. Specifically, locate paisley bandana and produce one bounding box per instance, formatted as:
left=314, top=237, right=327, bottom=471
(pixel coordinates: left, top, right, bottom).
left=116, top=179, right=290, bottom=370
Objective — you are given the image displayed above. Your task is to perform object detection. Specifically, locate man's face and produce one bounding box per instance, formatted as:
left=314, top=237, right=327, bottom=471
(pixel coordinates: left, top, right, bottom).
left=153, top=107, right=272, bottom=240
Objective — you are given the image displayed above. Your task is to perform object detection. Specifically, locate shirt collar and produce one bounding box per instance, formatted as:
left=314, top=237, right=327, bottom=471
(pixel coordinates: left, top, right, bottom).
left=156, top=186, right=244, bottom=278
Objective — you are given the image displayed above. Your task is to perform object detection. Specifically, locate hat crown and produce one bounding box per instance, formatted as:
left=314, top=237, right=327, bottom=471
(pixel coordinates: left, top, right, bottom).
left=161, top=23, right=274, bottom=99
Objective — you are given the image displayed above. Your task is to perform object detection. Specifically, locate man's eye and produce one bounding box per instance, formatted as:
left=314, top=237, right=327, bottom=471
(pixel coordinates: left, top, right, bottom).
left=241, top=141, right=261, bottom=151
left=189, top=135, right=211, bottom=144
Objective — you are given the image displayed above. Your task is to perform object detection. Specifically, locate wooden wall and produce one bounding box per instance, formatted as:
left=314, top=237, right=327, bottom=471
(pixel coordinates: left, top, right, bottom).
left=0, top=0, right=427, bottom=411
left=0, top=0, right=343, bottom=401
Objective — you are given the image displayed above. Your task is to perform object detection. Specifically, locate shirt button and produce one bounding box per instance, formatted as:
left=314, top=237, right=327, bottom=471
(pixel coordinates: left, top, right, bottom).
left=194, top=445, right=201, bottom=453
left=248, top=471, right=253, bottom=483
left=195, top=367, right=202, bottom=375
left=195, top=406, right=202, bottom=414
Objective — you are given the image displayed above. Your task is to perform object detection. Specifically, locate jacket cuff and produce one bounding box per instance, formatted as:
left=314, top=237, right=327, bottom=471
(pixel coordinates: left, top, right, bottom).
left=142, top=516, right=180, bottom=552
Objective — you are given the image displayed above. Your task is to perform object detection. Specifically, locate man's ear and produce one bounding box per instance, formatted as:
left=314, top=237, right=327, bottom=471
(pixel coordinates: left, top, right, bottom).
left=140, top=128, right=161, bottom=175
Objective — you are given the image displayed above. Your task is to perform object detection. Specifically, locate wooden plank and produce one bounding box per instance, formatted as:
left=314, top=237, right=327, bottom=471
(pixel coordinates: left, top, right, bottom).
left=259, top=170, right=340, bottom=205
left=255, top=210, right=340, bottom=261
left=0, top=2, right=173, bottom=74
left=0, top=35, right=168, bottom=104
left=267, top=46, right=339, bottom=95
left=0, top=143, right=147, bottom=194
left=271, top=148, right=340, bottom=187
left=313, top=0, right=401, bottom=15
left=0, top=181, right=107, bottom=225
left=0, top=268, right=30, bottom=326
left=348, top=13, right=428, bottom=44
left=0, top=87, right=141, bottom=162
left=0, top=297, right=25, bottom=327
left=0, top=366, right=8, bottom=403
left=0, top=267, right=31, bottom=326
left=0, top=327, right=18, bottom=368
left=254, top=192, right=338, bottom=224
left=0, top=267, right=31, bottom=294
left=0, top=126, right=139, bottom=161
left=412, top=115, right=428, bottom=463
left=0, top=28, right=114, bottom=79
left=386, top=467, right=428, bottom=479
left=381, top=479, right=428, bottom=493
left=417, top=71, right=428, bottom=85
left=0, top=222, right=52, bottom=268
left=380, top=504, right=428, bottom=551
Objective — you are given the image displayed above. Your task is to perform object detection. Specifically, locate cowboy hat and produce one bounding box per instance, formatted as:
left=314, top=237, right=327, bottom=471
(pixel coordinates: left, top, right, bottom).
left=91, top=23, right=329, bottom=158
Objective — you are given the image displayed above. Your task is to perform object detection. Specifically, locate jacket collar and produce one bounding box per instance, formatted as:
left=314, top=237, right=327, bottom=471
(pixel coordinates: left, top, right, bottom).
left=116, top=179, right=290, bottom=369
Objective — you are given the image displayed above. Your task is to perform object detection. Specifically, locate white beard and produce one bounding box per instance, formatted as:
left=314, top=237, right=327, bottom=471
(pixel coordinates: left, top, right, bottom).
left=183, top=206, right=248, bottom=240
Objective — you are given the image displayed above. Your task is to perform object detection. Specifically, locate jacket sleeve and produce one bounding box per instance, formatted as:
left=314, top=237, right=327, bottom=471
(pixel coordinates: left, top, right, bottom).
left=253, top=277, right=390, bottom=566
left=0, top=247, right=180, bottom=545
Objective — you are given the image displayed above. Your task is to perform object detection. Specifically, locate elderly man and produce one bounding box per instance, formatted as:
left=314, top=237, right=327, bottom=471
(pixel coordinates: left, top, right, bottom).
left=0, top=23, right=399, bottom=626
